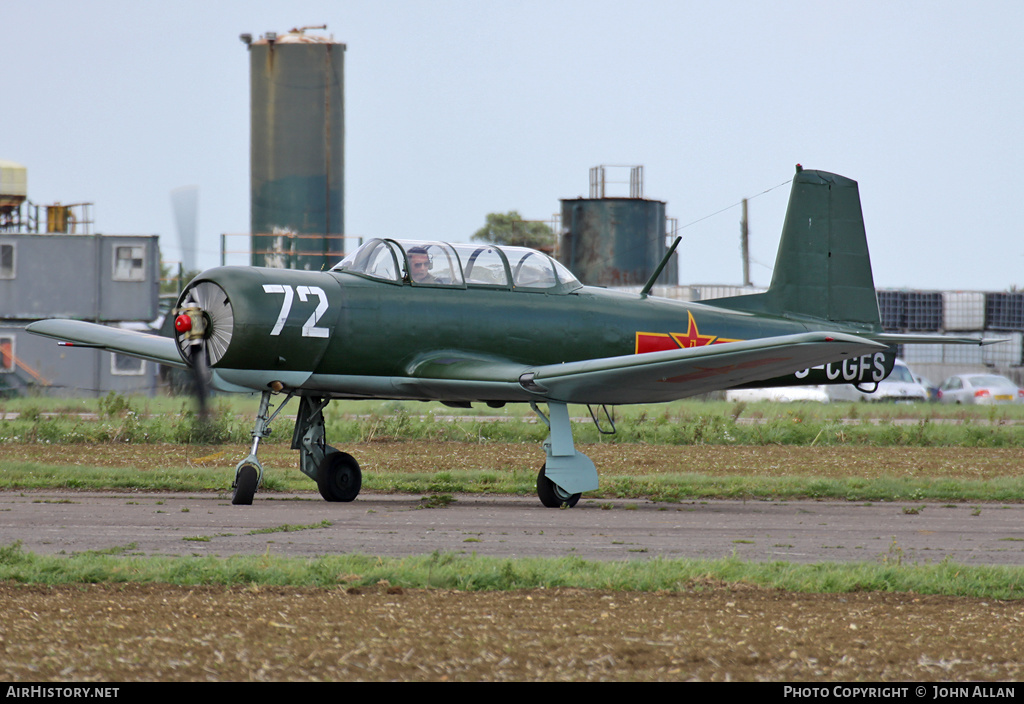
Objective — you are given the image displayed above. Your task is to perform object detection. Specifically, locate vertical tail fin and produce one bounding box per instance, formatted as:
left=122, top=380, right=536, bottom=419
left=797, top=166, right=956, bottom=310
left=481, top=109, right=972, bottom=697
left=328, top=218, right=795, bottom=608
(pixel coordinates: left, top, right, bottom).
left=708, top=167, right=882, bottom=331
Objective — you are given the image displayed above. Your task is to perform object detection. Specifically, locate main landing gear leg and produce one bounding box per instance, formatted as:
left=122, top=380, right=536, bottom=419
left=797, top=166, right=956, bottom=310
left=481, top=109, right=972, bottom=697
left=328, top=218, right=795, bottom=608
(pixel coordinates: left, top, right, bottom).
left=291, top=395, right=362, bottom=503
left=530, top=401, right=599, bottom=508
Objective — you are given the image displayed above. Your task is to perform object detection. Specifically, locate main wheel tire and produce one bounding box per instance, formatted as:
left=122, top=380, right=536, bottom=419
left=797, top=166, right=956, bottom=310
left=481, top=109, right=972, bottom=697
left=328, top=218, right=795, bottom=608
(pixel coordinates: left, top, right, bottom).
left=317, top=451, right=362, bottom=502
left=232, top=462, right=259, bottom=505
left=536, top=464, right=581, bottom=508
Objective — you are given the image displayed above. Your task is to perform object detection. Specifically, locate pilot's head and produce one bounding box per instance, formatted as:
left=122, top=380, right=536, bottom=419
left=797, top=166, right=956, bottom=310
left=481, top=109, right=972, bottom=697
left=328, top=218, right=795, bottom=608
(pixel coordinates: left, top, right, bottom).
left=407, top=246, right=432, bottom=283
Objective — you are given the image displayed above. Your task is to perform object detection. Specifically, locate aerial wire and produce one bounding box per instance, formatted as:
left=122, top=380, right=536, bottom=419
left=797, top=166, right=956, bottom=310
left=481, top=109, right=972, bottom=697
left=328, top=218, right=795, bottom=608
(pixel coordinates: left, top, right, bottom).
left=669, top=178, right=793, bottom=237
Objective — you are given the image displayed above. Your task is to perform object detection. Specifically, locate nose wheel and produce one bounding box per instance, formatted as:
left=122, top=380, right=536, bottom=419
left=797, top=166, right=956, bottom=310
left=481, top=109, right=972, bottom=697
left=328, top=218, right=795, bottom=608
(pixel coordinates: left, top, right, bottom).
left=232, top=459, right=260, bottom=505
left=229, top=390, right=277, bottom=505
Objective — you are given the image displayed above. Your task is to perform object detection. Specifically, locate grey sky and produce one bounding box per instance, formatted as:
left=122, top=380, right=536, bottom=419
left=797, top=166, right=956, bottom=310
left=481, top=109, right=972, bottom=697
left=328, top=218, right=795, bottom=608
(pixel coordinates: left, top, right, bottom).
left=4, top=0, right=1022, bottom=290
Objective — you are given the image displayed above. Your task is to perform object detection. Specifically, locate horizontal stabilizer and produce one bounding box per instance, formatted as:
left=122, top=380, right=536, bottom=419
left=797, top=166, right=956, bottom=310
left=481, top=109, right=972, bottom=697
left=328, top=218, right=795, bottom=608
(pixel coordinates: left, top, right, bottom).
left=872, top=333, right=1002, bottom=346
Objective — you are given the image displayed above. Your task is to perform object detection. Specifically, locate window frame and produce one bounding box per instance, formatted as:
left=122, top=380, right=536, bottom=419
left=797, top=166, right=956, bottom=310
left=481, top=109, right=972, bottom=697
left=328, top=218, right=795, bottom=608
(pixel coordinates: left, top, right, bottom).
left=112, top=244, right=147, bottom=282
left=110, top=352, right=146, bottom=376
left=331, top=238, right=404, bottom=285
left=393, top=240, right=466, bottom=289
left=451, top=244, right=513, bottom=290
left=0, top=242, right=15, bottom=280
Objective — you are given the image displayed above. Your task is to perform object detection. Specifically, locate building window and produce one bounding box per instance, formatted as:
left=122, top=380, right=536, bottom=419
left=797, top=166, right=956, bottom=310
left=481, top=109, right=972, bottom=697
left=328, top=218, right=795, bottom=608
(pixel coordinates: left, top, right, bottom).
left=113, top=246, right=146, bottom=281
left=0, top=243, right=14, bottom=279
left=0, top=337, right=13, bottom=373
left=111, top=353, right=145, bottom=376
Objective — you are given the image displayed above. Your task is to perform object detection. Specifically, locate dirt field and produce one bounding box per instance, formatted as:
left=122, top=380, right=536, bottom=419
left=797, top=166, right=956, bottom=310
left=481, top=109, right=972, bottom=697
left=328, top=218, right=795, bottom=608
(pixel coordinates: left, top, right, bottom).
left=2, top=581, right=1022, bottom=681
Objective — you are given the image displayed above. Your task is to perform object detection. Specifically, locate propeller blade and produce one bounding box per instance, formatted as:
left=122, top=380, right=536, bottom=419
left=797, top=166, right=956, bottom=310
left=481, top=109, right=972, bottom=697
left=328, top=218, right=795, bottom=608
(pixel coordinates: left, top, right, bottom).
left=170, top=186, right=199, bottom=274
left=190, top=340, right=210, bottom=422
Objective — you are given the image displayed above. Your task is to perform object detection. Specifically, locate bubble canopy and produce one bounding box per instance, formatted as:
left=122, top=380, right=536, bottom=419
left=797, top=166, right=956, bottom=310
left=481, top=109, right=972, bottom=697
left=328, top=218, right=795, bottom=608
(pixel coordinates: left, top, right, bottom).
left=332, top=239, right=581, bottom=293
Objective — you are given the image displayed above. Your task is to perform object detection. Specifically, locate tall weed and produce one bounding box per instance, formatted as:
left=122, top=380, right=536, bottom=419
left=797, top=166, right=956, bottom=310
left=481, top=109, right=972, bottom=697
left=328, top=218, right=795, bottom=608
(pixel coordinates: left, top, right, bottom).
left=2, top=397, right=1024, bottom=448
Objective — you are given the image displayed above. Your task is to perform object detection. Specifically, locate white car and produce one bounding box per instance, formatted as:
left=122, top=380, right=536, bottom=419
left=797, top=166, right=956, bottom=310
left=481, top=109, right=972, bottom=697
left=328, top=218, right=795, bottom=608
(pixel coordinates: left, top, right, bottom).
left=938, top=374, right=1024, bottom=405
left=725, top=385, right=831, bottom=403
left=826, top=359, right=928, bottom=403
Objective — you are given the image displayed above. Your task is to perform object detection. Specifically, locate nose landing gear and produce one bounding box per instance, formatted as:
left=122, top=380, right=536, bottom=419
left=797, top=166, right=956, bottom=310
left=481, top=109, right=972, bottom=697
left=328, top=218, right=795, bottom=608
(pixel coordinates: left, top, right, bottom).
left=230, top=390, right=363, bottom=505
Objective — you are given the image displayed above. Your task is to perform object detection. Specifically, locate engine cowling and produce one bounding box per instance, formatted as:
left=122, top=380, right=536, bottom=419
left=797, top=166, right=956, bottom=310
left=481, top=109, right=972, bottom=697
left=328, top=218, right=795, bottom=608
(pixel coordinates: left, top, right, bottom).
left=173, top=267, right=344, bottom=391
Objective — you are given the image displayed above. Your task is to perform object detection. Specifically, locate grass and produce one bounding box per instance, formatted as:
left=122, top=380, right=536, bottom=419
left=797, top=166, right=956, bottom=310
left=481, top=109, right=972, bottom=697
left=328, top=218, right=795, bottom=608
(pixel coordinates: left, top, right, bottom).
left=4, top=395, right=1024, bottom=448
left=1, top=541, right=1023, bottom=599
left=246, top=520, right=333, bottom=535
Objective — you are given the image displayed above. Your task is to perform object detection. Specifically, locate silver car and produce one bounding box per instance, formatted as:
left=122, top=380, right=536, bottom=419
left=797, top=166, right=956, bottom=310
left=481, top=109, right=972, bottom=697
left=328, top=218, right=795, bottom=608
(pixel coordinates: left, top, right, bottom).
left=938, top=374, right=1024, bottom=404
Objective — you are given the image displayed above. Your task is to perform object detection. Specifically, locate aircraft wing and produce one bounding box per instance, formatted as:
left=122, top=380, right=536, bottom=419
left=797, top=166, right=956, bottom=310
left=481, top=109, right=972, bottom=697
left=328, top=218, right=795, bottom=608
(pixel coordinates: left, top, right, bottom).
left=518, top=332, right=889, bottom=405
left=402, top=331, right=888, bottom=405
left=25, top=319, right=187, bottom=369
left=27, top=320, right=887, bottom=405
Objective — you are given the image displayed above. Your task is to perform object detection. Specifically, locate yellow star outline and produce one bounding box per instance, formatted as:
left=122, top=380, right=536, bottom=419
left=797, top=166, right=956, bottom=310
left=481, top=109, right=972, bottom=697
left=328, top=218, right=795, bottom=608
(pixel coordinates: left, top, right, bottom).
left=634, top=312, right=742, bottom=354
left=671, top=312, right=719, bottom=348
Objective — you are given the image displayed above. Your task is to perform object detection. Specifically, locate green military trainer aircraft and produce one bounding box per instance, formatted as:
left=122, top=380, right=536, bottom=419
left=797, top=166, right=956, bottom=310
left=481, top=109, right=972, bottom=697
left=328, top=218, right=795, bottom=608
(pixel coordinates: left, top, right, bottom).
left=27, top=167, right=987, bottom=507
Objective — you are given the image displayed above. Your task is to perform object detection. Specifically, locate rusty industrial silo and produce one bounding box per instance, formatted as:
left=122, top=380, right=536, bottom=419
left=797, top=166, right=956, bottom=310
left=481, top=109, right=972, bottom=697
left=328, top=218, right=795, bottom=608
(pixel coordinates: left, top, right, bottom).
left=558, top=166, right=676, bottom=287
left=241, top=26, right=345, bottom=270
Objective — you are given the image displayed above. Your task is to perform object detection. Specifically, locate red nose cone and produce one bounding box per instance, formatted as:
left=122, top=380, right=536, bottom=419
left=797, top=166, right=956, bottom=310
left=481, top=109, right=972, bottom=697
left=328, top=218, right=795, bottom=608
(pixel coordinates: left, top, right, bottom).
left=174, top=313, right=192, bottom=333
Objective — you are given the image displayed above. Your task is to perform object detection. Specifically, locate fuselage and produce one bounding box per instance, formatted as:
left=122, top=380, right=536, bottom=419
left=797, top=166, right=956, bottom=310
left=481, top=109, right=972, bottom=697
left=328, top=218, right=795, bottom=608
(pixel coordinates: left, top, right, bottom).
left=184, top=262, right=891, bottom=402
left=174, top=234, right=895, bottom=402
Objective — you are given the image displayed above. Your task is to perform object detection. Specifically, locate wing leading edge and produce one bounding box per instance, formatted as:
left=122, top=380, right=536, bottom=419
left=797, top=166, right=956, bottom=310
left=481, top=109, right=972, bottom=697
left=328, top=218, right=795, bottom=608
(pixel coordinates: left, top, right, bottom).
left=25, top=319, right=186, bottom=369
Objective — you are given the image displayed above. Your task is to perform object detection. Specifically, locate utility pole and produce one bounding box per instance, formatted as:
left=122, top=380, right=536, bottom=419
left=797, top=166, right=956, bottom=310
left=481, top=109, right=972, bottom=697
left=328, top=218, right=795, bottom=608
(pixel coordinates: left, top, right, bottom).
left=740, top=198, right=751, bottom=286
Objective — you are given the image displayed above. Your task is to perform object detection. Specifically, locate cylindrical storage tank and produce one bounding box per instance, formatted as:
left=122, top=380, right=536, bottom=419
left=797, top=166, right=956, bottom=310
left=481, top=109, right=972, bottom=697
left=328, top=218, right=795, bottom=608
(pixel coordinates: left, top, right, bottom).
left=246, top=29, right=345, bottom=270
left=46, top=205, right=70, bottom=233
left=558, top=197, right=674, bottom=287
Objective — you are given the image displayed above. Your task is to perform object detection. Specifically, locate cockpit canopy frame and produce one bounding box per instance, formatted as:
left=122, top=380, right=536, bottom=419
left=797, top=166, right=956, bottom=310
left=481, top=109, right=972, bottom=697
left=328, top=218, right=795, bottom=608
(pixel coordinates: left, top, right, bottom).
left=332, top=238, right=582, bottom=294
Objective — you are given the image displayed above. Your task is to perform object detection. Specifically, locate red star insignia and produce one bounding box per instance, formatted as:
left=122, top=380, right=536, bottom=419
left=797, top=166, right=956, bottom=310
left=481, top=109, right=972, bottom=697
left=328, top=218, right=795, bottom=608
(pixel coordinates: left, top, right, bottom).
left=671, top=312, right=718, bottom=348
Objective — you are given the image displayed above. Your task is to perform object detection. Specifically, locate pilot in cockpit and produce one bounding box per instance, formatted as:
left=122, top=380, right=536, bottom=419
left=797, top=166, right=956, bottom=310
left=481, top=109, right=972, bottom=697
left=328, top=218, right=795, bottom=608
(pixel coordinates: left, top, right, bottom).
left=407, top=246, right=438, bottom=284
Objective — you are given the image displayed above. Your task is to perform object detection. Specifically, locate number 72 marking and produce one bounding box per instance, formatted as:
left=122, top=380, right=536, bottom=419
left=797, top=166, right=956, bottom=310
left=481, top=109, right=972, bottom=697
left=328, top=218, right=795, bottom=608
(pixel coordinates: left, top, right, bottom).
left=262, top=284, right=330, bottom=338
